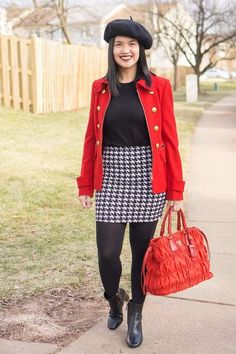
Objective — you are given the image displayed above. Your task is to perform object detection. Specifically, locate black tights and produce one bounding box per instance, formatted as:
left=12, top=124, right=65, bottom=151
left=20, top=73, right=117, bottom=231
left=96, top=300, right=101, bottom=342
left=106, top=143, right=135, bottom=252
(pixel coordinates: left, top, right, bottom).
left=96, top=220, right=158, bottom=304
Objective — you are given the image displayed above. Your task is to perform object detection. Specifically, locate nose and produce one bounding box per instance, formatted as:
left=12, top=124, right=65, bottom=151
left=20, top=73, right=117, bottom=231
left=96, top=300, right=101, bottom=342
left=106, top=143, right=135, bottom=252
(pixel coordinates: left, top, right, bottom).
left=120, top=45, right=130, bottom=54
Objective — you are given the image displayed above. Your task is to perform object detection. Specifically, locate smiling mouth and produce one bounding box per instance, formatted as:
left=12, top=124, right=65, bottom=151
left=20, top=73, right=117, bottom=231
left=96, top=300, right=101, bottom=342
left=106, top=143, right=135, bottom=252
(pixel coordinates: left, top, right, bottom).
left=120, top=56, right=132, bottom=61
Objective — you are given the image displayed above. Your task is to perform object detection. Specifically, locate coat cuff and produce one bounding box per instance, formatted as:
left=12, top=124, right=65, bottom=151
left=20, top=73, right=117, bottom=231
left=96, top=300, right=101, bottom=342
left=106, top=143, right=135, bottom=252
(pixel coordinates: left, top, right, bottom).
left=78, top=187, right=94, bottom=198
left=166, top=178, right=186, bottom=200
left=168, top=178, right=185, bottom=192
left=77, top=176, right=91, bottom=188
left=76, top=176, right=94, bottom=197
left=166, top=190, right=184, bottom=201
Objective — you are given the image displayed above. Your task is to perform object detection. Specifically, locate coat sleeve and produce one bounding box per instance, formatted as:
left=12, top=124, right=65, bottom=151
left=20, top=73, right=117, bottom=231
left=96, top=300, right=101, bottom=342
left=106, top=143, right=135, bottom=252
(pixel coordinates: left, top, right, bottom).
left=76, top=81, right=96, bottom=197
left=161, top=79, right=185, bottom=200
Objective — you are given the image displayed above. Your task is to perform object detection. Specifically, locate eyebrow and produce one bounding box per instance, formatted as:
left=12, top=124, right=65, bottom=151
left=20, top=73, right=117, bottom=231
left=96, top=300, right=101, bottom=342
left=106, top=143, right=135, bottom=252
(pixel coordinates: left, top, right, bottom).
left=114, top=39, right=137, bottom=44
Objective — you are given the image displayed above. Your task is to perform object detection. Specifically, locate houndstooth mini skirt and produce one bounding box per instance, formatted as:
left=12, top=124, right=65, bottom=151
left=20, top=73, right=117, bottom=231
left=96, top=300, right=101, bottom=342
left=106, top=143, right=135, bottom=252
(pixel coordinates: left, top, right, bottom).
left=95, top=145, right=167, bottom=223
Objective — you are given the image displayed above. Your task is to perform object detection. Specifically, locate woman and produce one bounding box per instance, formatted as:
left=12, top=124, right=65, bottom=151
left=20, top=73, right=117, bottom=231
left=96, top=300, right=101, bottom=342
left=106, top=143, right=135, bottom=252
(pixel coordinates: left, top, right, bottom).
left=77, top=18, right=185, bottom=348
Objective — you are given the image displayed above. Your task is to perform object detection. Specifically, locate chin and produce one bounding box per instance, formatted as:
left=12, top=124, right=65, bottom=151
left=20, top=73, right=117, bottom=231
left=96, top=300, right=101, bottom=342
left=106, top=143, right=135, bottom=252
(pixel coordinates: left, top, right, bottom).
left=117, top=60, right=137, bottom=69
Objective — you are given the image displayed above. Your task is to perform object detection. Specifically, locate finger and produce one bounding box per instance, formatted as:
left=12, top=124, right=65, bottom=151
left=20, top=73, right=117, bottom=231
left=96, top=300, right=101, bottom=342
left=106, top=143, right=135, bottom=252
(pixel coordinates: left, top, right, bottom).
left=84, top=197, right=89, bottom=208
left=85, top=197, right=93, bottom=208
left=172, top=204, right=178, bottom=211
left=82, top=198, right=88, bottom=208
left=78, top=197, right=85, bottom=206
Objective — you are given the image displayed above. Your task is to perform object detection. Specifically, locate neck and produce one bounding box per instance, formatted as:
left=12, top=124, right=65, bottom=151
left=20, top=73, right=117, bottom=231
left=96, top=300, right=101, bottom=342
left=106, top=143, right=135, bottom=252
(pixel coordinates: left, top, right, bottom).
left=117, top=65, right=138, bottom=83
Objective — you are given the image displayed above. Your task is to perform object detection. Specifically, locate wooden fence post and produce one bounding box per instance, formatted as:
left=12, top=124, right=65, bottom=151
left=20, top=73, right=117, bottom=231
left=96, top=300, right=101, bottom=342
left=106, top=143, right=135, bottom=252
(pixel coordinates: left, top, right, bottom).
left=30, top=34, right=42, bottom=114
left=9, top=36, right=20, bottom=109
left=19, top=38, right=31, bottom=112
left=0, top=35, right=11, bottom=108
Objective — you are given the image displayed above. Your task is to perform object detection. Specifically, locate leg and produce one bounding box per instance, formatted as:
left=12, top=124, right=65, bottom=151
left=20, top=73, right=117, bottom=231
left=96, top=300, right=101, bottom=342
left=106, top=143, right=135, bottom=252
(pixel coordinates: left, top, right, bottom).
left=129, top=220, right=159, bottom=304
left=126, top=219, right=159, bottom=347
left=96, top=221, right=130, bottom=330
left=96, top=221, right=127, bottom=298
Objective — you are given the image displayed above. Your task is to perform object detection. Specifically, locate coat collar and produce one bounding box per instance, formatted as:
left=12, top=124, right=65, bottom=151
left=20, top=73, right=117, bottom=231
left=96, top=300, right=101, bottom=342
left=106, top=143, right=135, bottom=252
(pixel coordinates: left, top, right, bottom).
left=93, top=72, right=156, bottom=93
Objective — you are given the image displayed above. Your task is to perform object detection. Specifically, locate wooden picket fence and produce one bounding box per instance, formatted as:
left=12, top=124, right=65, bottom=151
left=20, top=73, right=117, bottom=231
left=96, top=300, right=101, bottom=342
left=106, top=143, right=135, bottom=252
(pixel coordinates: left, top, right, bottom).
left=0, top=34, right=107, bottom=113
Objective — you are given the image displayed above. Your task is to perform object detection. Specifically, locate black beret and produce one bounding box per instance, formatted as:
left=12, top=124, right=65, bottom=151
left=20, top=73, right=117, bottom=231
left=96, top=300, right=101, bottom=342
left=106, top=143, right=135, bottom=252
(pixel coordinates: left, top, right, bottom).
left=104, top=18, right=153, bottom=50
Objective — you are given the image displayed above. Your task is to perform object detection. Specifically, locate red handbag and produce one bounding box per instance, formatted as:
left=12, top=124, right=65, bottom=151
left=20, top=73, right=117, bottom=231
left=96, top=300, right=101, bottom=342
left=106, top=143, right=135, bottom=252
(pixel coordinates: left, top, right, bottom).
left=141, top=205, right=213, bottom=296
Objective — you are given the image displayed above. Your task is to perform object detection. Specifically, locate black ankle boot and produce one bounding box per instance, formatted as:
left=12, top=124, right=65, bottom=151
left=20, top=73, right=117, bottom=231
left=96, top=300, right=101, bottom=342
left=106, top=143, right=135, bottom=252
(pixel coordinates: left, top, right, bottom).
left=104, top=288, right=129, bottom=330
left=126, top=299, right=144, bottom=348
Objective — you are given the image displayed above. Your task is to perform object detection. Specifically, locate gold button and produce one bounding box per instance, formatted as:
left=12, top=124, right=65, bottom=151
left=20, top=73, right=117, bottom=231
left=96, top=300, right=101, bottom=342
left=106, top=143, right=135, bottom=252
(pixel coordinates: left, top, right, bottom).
left=96, top=140, right=100, bottom=146
left=154, top=125, right=159, bottom=131
left=155, top=143, right=160, bottom=149
left=102, top=89, right=106, bottom=94
left=152, top=106, right=157, bottom=113
left=149, top=90, right=154, bottom=94
left=97, top=105, right=101, bottom=111
left=97, top=123, right=100, bottom=129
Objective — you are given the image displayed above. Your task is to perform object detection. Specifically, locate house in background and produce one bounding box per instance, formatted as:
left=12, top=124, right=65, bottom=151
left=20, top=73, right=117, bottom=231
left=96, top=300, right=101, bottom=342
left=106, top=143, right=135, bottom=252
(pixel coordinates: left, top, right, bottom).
left=3, top=2, right=176, bottom=66
left=0, top=1, right=235, bottom=84
left=0, top=2, right=200, bottom=76
left=0, top=3, right=130, bottom=45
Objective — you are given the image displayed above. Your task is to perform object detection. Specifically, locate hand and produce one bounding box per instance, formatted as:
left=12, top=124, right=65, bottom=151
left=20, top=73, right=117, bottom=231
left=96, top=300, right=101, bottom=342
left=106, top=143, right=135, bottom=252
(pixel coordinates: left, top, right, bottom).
left=166, top=200, right=182, bottom=212
left=78, top=195, right=93, bottom=208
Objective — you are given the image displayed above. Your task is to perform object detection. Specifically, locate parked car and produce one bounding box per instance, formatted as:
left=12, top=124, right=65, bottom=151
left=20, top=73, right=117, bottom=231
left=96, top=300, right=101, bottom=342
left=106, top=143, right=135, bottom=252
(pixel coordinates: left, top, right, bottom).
left=200, top=68, right=231, bottom=81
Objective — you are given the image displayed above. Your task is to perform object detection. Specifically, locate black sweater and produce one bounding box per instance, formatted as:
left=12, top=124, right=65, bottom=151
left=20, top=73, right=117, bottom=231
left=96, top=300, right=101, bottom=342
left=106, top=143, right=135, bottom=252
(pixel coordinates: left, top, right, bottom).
left=102, top=81, right=151, bottom=147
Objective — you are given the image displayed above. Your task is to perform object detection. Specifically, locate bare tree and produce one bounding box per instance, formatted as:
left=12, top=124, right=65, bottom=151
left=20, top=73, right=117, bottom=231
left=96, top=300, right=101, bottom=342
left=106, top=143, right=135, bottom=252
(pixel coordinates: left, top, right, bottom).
left=51, top=0, right=72, bottom=43
left=155, top=0, right=236, bottom=92
left=32, top=0, right=38, bottom=8
left=155, top=3, right=189, bottom=90
left=31, top=0, right=73, bottom=44
left=26, top=0, right=121, bottom=44
left=4, top=0, right=101, bottom=44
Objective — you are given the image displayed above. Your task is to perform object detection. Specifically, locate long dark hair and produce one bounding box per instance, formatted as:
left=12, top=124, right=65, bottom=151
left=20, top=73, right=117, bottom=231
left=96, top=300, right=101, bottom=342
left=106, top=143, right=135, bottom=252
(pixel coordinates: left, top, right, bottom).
left=104, top=37, right=152, bottom=97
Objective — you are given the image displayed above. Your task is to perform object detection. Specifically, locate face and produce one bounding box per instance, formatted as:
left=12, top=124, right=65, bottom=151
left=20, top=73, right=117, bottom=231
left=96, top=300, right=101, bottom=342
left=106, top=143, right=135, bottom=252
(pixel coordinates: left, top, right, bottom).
left=113, top=36, right=140, bottom=69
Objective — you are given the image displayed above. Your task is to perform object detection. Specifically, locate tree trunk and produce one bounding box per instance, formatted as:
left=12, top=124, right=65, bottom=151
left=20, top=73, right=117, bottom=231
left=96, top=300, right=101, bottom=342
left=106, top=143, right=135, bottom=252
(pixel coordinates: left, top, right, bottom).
left=173, top=64, right=178, bottom=91
left=57, top=13, right=72, bottom=44
left=197, top=74, right=200, bottom=94
left=194, top=66, right=200, bottom=96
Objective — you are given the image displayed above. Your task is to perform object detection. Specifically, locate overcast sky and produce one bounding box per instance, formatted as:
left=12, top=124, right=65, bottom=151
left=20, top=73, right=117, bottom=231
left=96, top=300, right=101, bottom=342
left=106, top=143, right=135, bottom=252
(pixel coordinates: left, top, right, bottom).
left=1, top=0, right=235, bottom=9
left=1, top=0, right=145, bottom=6
left=0, top=0, right=192, bottom=7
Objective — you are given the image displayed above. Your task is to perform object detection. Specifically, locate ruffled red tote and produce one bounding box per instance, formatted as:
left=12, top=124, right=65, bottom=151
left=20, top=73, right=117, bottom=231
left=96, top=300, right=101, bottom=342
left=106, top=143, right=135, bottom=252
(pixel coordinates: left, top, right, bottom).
left=141, top=206, right=213, bottom=296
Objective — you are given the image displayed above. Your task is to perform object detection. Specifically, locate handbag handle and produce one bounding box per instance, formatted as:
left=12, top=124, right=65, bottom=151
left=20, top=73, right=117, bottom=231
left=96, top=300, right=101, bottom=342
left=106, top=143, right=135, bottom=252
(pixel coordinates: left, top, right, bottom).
left=160, top=205, right=185, bottom=236
left=160, top=205, right=173, bottom=236
left=160, top=206, right=197, bottom=257
left=167, top=207, right=188, bottom=235
left=162, top=206, right=211, bottom=261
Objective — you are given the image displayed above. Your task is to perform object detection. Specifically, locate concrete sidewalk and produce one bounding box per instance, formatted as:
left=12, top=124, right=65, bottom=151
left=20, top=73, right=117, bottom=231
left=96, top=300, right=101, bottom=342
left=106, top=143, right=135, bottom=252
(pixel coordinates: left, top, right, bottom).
left=1, top=93, right=236, bottom=354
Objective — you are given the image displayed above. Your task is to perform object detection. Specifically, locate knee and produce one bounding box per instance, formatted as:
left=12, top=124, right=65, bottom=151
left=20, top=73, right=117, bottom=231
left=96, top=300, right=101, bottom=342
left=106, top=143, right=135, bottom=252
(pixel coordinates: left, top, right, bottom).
left=98, top=250, right=119, bottom=263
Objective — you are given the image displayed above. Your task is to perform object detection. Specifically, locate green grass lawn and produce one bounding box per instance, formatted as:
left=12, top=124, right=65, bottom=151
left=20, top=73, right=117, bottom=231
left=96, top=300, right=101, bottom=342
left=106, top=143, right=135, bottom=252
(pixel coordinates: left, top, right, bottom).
left=1, top=80, right=236, bottom=300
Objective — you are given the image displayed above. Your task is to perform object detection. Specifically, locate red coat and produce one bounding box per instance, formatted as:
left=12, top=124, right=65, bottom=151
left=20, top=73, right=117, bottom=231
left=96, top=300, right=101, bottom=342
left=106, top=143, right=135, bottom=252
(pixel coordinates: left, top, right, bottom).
left=77, top=73, right=185, bottom=200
